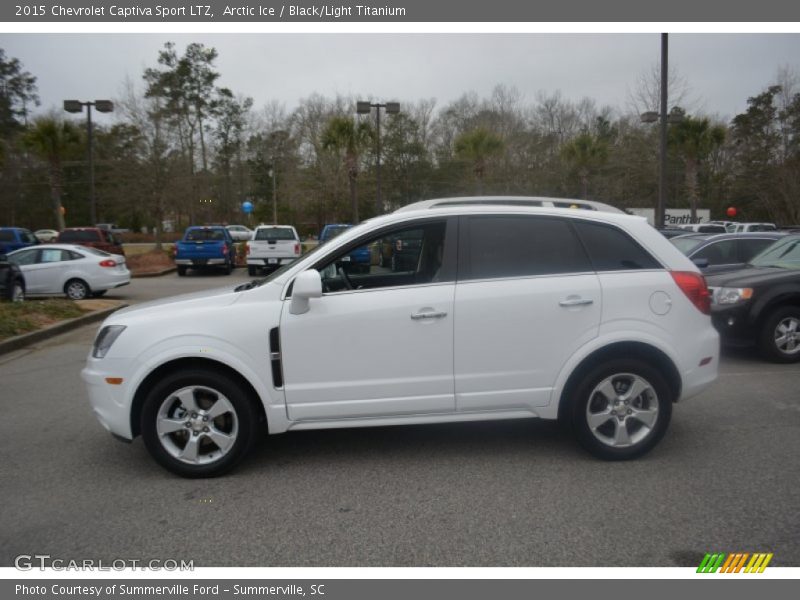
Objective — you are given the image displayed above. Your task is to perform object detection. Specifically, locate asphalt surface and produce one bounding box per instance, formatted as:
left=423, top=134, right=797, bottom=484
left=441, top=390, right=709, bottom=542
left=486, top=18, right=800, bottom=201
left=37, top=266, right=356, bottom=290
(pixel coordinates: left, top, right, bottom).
left=1, top=269, right=799, bottom=567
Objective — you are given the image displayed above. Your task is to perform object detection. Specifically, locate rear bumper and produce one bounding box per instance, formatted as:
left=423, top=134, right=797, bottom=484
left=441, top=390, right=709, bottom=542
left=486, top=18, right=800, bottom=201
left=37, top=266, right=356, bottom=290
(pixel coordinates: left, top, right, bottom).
left=247, top=257, right=297, bottom=267
left=175, top=258, right=227, bottom=265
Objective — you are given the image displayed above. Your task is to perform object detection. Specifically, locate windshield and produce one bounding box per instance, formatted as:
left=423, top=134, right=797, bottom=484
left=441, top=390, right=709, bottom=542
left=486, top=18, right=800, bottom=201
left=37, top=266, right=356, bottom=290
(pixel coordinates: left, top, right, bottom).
left=670, top=237, right=705, bottom=254
left=749, top=237, right=800, bottom=269
left=322, top=225, right=350, bottom=241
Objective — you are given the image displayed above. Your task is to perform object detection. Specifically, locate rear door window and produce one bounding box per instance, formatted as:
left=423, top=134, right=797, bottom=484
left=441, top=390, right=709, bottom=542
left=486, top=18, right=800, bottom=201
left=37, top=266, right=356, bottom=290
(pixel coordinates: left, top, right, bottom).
left=462, top=216, right=592, bottom=280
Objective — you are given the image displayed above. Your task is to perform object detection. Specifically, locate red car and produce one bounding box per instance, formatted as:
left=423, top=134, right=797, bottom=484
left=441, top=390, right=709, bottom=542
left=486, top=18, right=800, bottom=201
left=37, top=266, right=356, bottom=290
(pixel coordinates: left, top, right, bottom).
left=56, top=227, right=125, bottom=256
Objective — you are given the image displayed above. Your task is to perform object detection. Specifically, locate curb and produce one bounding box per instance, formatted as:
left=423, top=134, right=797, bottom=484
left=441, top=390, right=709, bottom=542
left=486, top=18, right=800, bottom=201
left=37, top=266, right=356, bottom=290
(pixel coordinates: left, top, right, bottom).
left=132, top=267, right=176, bottom=278
left=0, top=303, right=128, bottom=356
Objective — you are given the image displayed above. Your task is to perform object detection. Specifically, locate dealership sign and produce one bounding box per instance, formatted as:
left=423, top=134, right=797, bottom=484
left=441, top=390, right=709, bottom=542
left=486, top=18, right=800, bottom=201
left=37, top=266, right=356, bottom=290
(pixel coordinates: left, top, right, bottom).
left=628, top=208, right=711, bottom=227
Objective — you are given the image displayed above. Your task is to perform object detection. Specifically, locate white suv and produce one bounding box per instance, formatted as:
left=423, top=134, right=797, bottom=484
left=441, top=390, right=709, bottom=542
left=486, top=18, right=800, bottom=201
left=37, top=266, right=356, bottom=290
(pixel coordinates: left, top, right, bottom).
left=83, top=197, right=719, bottom=477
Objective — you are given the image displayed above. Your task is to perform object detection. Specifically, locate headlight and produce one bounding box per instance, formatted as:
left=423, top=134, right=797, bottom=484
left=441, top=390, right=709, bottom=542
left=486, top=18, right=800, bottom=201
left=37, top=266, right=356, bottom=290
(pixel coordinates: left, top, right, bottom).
left=713, top=287, right=754, bottom=305
left=92, top=325, right=126, bottom=358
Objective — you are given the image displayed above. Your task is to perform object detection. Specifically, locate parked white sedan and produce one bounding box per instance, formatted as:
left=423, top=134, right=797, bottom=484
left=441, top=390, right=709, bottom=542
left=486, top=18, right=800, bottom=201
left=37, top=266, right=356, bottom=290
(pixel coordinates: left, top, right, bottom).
left=7, top=243, right=130, bottom=299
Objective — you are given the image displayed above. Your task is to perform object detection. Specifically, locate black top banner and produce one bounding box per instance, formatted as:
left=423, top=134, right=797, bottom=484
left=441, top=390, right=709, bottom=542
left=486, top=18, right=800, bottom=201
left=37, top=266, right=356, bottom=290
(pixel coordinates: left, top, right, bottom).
left=4, top=0, right=800, bottom=22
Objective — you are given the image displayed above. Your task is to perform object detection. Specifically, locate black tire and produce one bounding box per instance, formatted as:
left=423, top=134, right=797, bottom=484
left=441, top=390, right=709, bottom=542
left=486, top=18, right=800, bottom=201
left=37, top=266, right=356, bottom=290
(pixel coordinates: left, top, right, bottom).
left=224, top=260, right=233, bottom=275
left=64, top=278, right=90, bottom=300
left=177, top=266, right=187, bottom=277
left=569, top=359, right=672, bottom=461
left=757, top=306, right=800, bottom=363
left=248, top=266, right=257, bottom=277
left=140, top=369, right=261, bottom=478
left=91, top=290, right=108, bottom=298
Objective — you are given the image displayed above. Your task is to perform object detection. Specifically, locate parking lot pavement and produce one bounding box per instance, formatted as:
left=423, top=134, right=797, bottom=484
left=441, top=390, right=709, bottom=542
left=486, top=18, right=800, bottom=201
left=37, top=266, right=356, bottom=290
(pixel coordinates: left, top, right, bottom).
left=1, top=297, right=798, bottom=568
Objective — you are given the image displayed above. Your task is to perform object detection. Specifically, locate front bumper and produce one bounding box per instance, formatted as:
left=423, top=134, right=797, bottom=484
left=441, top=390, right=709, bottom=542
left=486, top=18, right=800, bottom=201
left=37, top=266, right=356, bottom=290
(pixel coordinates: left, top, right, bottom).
left=82, top=361, right=135, bottom=441
left=711, top=303, right=755, bottom=347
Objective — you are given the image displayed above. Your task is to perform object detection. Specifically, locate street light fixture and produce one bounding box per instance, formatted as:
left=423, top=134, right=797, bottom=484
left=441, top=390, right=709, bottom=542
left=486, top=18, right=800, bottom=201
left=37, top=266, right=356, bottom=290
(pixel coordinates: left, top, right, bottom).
left=64, top=99, right=114, bottom=225
left=357, top=100, right=400, bottom=216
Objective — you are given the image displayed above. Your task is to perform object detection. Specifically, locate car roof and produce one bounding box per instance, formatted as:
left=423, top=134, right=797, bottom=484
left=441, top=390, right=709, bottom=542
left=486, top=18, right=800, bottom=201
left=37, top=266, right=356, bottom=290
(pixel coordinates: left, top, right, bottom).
left=7, top=243, right=97, bottom=254
left=255, top=224, right=294, bottom=229
left=692, top=232, right=785, bottom=241
left=396, top=196, right=624, bottom=214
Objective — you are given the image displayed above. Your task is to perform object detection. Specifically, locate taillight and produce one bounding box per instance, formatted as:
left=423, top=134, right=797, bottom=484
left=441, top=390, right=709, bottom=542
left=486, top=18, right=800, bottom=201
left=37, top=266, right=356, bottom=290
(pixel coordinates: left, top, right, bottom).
left=222, top=245, right=229, bottom=255
left=98, top=259, right=116, bottom=268
left=246, top=243, right=250, bottom=255
left=671, top=271, right=711, bottom=315
left=294, top=243, right=300, bottom=255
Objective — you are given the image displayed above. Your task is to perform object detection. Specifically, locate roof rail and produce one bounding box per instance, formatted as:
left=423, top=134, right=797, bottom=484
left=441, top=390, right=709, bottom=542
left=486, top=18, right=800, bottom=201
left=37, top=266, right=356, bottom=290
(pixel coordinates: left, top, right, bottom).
left=394, top=196, right=624, bottom=214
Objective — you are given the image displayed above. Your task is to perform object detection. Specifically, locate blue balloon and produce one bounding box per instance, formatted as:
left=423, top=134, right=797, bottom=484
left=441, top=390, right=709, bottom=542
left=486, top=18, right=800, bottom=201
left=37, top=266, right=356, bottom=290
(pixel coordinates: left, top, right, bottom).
left=242, top=201, right=254, bottom=214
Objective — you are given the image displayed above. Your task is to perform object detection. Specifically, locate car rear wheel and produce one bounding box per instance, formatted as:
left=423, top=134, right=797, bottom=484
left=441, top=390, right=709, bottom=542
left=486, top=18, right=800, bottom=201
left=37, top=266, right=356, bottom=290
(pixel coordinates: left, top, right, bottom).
left=65, top=278, right=90, bottom=300
left=248, top=266, right=257, bottom=276
left=177, top=266, right=187, bottom=277
left=141, top=369, right=260, bottom=478
left=569, top=359, right=672, bottom=460
left=758, top=306, right=800, bottom=363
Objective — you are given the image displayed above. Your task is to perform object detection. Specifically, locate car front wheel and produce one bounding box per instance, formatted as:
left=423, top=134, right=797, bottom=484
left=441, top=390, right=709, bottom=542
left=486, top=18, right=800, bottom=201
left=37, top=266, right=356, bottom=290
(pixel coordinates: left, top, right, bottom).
left=141, top=369, right=260, bottom=477
left=758, top=306, right=800, bottom=363
left=569, top=359, right=672, bottom=460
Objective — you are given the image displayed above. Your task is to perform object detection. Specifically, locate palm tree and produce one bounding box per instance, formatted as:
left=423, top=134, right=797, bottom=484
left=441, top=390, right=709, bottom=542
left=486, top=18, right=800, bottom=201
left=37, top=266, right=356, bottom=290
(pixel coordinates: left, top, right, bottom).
left=669, top=115, right=726, bottom=221
left=24, top=117, right=80, bottom=230
left=321, top=116, right=372, bottom=223
left=560, top=132, right=609, bottom=199
left=454, top=127, right=504, bottom=193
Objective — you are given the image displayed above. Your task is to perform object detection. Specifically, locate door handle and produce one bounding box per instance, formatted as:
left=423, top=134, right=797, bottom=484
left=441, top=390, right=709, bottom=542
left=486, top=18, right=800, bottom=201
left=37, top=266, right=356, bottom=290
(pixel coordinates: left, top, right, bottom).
left=559, top=297, right=594, bottom=307
left=410, top=311, right=448, bottom=320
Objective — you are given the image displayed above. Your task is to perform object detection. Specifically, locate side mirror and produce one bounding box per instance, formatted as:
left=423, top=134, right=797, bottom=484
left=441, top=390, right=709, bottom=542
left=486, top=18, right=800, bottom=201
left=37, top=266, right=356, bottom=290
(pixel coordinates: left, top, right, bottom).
left=692, top=258, right=709, bottom=269
left=290, top=269, right=322, bottom=315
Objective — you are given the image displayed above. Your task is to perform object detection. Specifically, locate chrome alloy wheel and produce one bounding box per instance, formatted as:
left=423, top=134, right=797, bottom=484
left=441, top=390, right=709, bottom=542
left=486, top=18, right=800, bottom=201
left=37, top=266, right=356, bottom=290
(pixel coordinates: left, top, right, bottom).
left=156, top=386, right=239, bottom=465
left=774, top=316, right=800, bottom=356
left=585, top=373, right=659, bottom=448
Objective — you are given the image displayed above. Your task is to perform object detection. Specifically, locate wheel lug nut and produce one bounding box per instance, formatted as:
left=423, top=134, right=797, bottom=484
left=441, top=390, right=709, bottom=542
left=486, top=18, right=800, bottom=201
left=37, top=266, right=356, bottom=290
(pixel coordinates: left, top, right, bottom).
left=627, top=409, right=632, bottom=415
left=184, top=422, right=191, bottom=428
left=192, top=431, right=199, bottom=436
left=202, top=416, right=208, bottom=422
left=203, top=427, right=209, bottom=432
left=192, top=413, right=198, bottom=418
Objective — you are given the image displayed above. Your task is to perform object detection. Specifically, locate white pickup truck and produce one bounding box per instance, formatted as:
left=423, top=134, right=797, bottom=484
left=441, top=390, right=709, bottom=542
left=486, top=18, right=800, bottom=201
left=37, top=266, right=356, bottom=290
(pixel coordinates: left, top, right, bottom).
left=246, top=225, right=302, bottom=276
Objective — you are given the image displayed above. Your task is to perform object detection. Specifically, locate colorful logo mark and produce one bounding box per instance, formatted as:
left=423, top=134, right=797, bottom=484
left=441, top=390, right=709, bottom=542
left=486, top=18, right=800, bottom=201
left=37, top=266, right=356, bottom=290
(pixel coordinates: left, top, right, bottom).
left=697, top=553, right=773, bottom=573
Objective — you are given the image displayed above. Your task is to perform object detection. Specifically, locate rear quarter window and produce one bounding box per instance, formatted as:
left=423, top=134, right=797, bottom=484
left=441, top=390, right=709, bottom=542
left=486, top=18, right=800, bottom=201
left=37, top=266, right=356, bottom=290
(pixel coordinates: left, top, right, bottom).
left=574, top=221, right=661, bottom=271
left=255, top=228, right=297, bottom=241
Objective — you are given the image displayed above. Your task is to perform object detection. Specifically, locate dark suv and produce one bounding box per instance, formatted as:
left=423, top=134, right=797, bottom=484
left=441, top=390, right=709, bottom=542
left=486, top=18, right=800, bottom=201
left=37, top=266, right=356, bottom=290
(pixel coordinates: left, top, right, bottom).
left=57, top=227, right=125, bottom=256
left=707, top=235, right=800, bottom=362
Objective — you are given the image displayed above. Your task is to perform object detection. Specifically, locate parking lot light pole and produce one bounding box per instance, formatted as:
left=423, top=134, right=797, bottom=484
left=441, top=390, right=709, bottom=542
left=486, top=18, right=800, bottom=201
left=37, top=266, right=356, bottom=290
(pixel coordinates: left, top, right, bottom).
left=64, top=99, right=114, bottom=225
left=639, top=34, right=681, bottom=229
left=357, top=101, right=400, bottom=216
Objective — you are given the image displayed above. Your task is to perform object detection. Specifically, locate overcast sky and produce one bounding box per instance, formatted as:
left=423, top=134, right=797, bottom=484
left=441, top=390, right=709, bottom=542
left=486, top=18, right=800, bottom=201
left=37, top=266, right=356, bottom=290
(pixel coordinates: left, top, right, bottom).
left=2, top=33, right=799, bottom=126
